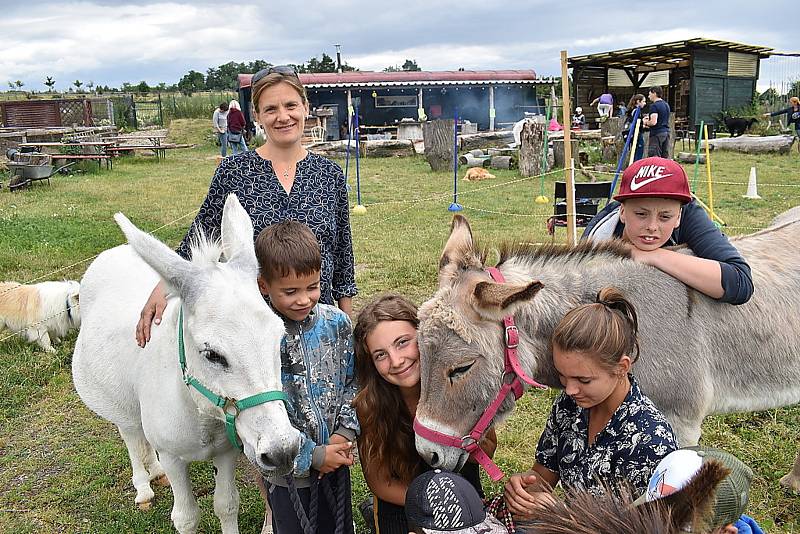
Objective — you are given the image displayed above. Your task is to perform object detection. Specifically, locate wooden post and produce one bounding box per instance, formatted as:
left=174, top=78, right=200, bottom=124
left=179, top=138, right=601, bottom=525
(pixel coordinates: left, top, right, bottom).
left=423, top=119, right=456, bottom=171
left=418, top=88, right=424, bottom=120
left=519, top=120, right=545, bottom=177
left=489, top=85, right=495, bottom=131
left=668, top=112, right=676, bottom=159
left=560, top=50, right=576, bottom=245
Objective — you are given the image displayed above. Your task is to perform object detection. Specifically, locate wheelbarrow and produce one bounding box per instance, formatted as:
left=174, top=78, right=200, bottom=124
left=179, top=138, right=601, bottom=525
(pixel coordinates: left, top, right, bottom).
left=7, top=161, right=76, bottom=191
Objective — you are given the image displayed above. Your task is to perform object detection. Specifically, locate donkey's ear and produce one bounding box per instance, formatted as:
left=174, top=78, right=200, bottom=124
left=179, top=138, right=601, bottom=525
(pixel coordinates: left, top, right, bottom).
left=471, top=280, right=544, bottom=320
left=439, top=215, right=483, bottom=287
left=220, top=194, right=259, bottom=277
left=114, top=212, right=197, bottom=299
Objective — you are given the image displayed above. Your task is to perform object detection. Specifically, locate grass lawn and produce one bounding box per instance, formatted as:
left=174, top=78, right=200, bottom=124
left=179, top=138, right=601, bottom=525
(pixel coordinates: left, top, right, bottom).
left=1, top=119, right=799, bottom=532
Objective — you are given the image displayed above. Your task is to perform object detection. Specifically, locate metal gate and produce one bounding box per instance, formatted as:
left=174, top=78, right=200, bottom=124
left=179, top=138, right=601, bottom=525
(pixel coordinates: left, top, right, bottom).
left=130, top=94, right=164, bottom=128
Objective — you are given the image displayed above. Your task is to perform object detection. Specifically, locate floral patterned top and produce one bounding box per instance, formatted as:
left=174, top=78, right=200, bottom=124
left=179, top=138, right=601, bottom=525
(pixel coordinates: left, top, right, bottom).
left=535, top=375, right=677, bottom=496
left=176, top=151, right=357, bottom=304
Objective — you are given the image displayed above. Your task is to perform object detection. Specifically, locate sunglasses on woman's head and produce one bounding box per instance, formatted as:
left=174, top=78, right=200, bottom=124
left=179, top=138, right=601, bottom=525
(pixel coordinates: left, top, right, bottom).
left=252, top=65, right=298, bottom=85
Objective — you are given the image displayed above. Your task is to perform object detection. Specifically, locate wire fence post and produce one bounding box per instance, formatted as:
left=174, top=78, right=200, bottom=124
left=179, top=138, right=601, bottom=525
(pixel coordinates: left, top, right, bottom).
left=448, top=108, right=463, bottom=212
left=352, top=106, right=366, bottom=214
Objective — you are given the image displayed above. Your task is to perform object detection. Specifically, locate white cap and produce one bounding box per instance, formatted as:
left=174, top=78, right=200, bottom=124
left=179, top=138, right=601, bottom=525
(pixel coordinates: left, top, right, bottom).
left=575, top=107, right=583, bottom=113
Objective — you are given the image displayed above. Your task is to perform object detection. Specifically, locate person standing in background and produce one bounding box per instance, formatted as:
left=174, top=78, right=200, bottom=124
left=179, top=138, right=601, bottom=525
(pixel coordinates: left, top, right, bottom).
left=642, top=86, right=671, bottom=157
left=212, top=102, right=229, bottom=157
left=226, top=100, right=248, bottom=155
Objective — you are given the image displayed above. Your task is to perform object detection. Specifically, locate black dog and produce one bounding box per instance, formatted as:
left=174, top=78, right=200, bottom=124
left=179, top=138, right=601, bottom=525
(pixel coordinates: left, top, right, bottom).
left=724, top=116, right=758, bottom=137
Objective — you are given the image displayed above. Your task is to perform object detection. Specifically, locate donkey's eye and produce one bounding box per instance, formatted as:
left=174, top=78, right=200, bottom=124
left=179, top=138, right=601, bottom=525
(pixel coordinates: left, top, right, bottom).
left=448, top=361, right=475, bottom=382
left=202, top=350, right=229, bottom=368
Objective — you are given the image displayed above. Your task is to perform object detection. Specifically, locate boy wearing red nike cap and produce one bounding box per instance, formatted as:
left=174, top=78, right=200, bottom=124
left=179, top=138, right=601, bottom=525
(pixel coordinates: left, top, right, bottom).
left=584, top=157, right=753, bottom=305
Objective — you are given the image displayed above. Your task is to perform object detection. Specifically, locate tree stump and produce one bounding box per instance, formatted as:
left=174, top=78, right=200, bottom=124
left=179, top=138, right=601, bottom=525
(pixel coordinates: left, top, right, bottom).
left=553, top=139, right=579, bottom=168
left=489, top=155, right=516, bottom=170
left=423, top=119, right=456, bottom=171
left=600, top=117, right=623, bottom=163
left=519, top=120, right=546, bottom=177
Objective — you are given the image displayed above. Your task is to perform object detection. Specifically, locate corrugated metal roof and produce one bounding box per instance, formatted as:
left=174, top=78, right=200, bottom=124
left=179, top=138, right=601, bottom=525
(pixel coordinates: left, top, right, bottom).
left=568, top=38, right=773, bottom=71
left=238, top=70, right=555, bottom=89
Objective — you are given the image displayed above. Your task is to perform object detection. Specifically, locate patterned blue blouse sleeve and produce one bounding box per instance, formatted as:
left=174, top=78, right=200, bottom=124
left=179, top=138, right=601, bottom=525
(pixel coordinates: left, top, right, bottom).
left=176, top=164, right=230, bottom=259
left=535, top=396, right=562, bottom=473
left=331, top=163, right=357, bottom=300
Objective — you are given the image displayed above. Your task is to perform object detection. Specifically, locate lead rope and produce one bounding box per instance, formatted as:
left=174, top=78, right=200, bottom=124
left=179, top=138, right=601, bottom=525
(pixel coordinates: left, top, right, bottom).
left=285, top=469, right=347, bottom=534
left=318, top=468, right=347, bottom=534
left=286, top=475, right=315, bottom=534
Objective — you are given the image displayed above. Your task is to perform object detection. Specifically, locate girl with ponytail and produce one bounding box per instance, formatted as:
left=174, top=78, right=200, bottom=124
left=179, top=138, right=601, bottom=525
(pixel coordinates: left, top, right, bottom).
left=503, top=288, right=678, bottom=521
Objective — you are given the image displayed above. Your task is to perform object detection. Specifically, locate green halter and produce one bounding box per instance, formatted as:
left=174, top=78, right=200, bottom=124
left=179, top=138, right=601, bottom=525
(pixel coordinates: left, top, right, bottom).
left=178, top=307, right=288, bottom=451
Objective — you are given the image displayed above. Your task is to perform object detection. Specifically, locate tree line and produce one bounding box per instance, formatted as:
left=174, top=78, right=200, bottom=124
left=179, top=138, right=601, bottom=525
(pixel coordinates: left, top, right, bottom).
left=10, top=54, right=423, bottom=96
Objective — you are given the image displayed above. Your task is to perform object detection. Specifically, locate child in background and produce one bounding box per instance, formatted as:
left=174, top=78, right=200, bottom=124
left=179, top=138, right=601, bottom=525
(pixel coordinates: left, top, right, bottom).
left=255, top=220, right=358, bottom=534
left=622, top=94, right=647, bottom=162
left=503, top=288, right=677, bottom=520
left=572, top=106, right=586, bottom=130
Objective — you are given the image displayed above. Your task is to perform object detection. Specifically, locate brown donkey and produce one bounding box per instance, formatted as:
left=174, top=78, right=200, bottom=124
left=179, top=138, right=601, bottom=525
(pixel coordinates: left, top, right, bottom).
left=414, top=209, right=800, bottom=489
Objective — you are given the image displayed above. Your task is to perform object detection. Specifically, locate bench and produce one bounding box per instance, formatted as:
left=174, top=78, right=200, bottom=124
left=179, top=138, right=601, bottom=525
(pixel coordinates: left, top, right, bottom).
left=51, top=154, right=113, bottom=170
left=106, top=143, right=194, bottom=161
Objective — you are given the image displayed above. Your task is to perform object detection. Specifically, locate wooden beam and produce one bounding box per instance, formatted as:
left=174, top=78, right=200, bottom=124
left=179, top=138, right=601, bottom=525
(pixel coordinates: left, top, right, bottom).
left=560, top=50, right=576, bottom=245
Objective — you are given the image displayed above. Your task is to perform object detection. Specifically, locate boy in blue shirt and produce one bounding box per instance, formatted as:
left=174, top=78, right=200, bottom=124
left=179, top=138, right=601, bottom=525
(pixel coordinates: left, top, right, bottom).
left=255, top=220, right=358, bottom=534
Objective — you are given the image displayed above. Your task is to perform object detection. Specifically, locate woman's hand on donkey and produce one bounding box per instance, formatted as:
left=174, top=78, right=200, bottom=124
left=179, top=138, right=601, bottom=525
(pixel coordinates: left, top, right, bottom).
left=504, top=471, right=556, bottom=519
left=136, top=281, right=168, bottom=347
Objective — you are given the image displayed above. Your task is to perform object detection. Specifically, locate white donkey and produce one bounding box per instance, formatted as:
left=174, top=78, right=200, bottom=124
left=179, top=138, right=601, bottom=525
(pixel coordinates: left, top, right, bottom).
left=72, top=195, right=302, bottom=534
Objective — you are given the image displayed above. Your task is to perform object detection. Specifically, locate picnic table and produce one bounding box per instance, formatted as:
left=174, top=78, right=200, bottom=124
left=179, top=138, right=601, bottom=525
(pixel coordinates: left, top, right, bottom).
left=104, top=134, right=174, bottom=160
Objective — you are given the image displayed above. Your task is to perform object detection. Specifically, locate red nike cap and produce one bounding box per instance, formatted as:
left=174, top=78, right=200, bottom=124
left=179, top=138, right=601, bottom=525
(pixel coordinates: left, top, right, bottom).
left=614, top=157, right=693, bottom=204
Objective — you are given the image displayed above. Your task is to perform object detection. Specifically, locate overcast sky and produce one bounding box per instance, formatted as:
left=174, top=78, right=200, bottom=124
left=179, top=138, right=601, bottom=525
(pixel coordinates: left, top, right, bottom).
left=0, top=0, right=796, bottom=91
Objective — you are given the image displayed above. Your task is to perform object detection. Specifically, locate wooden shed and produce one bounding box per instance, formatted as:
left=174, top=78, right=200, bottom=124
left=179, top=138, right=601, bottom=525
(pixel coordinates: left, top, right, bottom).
left=238, top=70, right=555, bottom=140
left=568, top=38, right=773, bottom=131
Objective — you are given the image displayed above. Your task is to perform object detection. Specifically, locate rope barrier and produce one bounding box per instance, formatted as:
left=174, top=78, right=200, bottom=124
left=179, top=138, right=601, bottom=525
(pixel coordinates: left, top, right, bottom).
left=0, top=208, right=200, bottom=345
left=360, top=167, right=566, bottom=208
left=0, top=303, right=81, bottom=345
left=0, top=208, right=200, bottom=301
left=2, top=159, right=795, bottom=347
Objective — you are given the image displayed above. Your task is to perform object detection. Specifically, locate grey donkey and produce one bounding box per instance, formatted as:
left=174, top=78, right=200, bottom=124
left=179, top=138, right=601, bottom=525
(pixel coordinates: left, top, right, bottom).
left=413, top=209, right=800, bottom=490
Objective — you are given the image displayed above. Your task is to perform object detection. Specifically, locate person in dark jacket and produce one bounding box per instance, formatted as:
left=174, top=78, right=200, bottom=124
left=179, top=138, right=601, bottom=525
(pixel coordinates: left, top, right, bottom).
left=226, top=100, right=248, bottom=154
left=583, top=157, right=753, bottom=305
left=764, top=96, right=800, bottom=153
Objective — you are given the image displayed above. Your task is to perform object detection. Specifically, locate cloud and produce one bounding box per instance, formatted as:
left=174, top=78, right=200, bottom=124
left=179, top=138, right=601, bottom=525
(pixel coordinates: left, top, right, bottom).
left=0, top=1, right=794, bottom=90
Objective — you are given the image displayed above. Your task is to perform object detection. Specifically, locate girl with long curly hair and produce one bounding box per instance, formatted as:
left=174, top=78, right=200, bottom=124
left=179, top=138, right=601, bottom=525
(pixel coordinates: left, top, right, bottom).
left=353, top=294, right=496, bottom=534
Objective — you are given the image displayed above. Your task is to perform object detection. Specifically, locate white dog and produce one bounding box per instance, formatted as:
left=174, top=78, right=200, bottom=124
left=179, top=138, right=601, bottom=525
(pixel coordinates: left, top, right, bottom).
left=0, top=280, right=81, bottom=352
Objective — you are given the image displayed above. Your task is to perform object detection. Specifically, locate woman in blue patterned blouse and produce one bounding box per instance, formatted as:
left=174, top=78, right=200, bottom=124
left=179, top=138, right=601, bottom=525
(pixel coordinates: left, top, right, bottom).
left=503, top=287, right=676, bottom=521
left=136, top=66, right=357, bottom=346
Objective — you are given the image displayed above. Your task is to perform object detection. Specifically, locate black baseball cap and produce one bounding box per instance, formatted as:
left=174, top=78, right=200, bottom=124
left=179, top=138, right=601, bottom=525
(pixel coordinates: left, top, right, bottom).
left=405, top=470, right=492, bottom=533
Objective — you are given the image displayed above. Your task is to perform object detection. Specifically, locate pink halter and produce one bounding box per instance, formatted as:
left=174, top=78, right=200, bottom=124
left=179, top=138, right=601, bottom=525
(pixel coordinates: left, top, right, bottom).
left=413, top=267, right=547, bottom=481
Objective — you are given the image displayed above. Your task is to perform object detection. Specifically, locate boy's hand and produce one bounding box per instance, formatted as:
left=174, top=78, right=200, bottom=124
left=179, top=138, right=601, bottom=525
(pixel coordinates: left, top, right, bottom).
left=328, top=434, right=355, bottom=460
left=318, top=442, right=354, bottom=477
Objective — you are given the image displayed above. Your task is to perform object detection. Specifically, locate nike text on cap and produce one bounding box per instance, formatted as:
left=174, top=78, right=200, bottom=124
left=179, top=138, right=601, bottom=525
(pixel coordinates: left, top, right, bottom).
left=614, top=157, right=693, bottom=204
